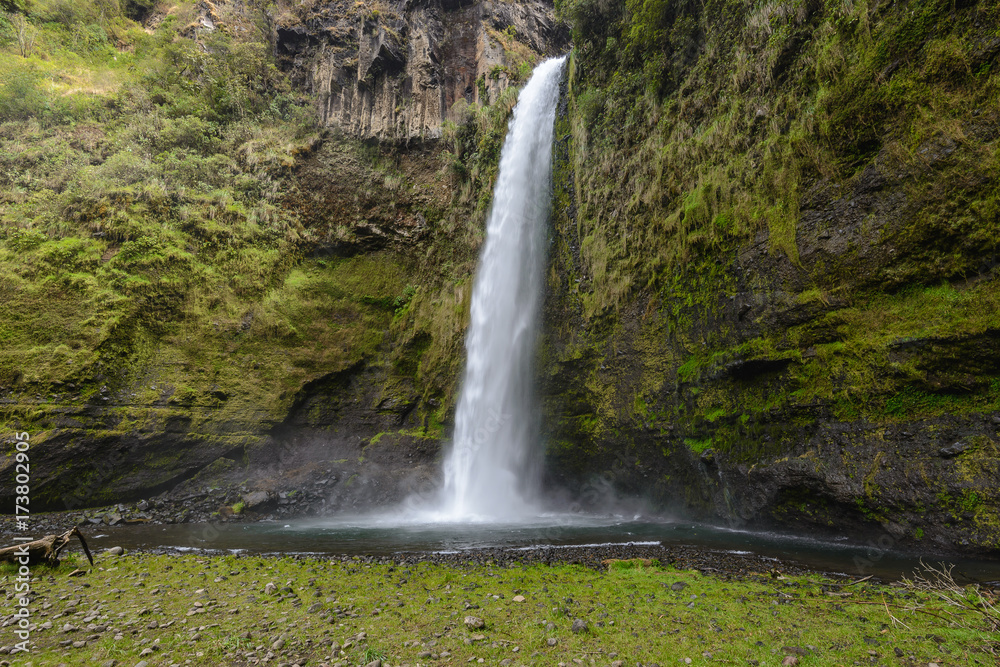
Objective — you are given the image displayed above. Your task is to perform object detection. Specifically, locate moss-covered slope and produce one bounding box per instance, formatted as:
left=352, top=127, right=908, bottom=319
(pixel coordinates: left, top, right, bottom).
left=0, top=0, right=563, bottom=511
left=542, top=0, right=1000, bottom=552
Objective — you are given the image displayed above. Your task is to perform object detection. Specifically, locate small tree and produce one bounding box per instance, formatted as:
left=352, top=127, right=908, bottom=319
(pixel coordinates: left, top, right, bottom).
left=0, top=1, right=32, bottom=13
left=10, top=13, right=36, bottom=58
left=245, top=0, right=277, bottom=51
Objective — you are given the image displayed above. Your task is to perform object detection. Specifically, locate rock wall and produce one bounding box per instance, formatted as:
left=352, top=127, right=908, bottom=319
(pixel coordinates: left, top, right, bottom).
left=6, top=0, right=1000, bottom=562
left=276, top=0, right=569, bottom=139
left=539, top=0, right=1000, bottom=556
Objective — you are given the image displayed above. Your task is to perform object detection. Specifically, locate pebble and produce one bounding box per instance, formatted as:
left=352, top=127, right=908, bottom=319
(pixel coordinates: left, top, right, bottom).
left=570, top=618, right=588, bottom=634
left=464, top=616, right=485, bottom=629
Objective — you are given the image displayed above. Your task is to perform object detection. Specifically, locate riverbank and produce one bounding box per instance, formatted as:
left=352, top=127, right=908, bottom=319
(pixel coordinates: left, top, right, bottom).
left=2, top=546, right=997, bottom=667
left=0, top=483, right=329, bottom=538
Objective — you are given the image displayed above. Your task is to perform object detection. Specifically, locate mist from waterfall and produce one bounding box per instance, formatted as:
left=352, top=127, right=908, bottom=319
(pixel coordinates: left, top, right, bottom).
left=434, top=55, right=567, bottom=521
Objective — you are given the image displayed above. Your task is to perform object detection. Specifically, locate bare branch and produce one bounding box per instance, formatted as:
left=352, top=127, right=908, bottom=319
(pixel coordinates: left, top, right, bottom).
left=8, top=12, right=38, bottom=58
left=901, top=559, right=1000, bottom=633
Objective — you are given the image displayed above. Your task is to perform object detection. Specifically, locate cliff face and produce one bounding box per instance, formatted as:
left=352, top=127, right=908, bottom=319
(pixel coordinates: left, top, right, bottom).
left=540, top=0, right=1000, bottom=554
left=275, top=0, right=569, bottom=139
left=0, top=0, right=573, bottom=519
left=4, top=0, right=1000, bottom=557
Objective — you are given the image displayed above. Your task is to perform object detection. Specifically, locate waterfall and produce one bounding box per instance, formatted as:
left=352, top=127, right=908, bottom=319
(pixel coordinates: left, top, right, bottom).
left=439, top=55, right=567, bottom=521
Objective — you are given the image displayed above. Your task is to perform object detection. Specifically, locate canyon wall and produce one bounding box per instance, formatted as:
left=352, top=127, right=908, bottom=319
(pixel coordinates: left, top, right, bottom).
left=275, top=0, right=569, bottom=139
left=2, top=0, right=1000, bottom=556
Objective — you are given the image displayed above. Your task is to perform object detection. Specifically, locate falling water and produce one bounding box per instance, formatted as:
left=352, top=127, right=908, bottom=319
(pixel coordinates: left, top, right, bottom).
left=439, top=55, right=567, bottom=521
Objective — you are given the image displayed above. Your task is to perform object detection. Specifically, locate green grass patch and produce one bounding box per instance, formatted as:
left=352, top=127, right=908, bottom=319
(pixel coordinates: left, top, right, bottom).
left=6, top=552, right=996, bottom=665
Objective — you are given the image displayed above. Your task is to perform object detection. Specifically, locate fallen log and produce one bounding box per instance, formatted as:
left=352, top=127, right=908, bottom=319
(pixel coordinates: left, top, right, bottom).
left=0, top=527, right=94, bottom=567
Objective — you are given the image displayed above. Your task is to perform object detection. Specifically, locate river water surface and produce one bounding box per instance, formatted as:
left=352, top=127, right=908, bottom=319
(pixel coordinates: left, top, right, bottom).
left=84, top=515, right=1000, bottom=583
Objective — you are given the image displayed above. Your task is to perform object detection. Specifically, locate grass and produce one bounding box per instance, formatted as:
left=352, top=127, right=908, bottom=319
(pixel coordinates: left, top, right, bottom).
left=2, top=552, right=996, bottom=665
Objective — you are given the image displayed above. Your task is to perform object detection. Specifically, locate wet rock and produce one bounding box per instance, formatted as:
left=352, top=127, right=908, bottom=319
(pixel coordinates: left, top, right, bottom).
left=937, top=442, right=968, bottom=458
left=700, top=448, right=716, bottom=465
left=243, top=491, right=270, bottom=509
left=278, top=0, right=569, bottom=141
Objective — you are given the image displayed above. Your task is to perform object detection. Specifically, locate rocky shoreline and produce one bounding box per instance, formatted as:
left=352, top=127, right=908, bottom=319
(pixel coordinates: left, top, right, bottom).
left=0, top=482, right=332, bottom=538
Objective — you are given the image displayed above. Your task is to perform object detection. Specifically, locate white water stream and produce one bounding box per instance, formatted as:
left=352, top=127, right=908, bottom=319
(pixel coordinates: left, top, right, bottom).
left=436, top=55, right=567, bottom=521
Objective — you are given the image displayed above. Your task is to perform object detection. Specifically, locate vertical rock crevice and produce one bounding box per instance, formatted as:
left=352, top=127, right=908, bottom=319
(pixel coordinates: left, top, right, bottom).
left=276, top=0, right=570, bottom=140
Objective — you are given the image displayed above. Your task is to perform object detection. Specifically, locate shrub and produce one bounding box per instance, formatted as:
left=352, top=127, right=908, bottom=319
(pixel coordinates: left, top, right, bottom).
left=0, top=69, right=47, bottom=121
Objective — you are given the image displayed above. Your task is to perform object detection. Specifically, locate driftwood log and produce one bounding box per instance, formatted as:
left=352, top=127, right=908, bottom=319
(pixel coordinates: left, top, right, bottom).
left=0, top=527, right=94, bottom=567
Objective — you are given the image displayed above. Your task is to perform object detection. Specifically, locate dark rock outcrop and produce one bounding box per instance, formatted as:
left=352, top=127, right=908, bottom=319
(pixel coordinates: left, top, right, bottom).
left=276, top=0, right=569, bottom=139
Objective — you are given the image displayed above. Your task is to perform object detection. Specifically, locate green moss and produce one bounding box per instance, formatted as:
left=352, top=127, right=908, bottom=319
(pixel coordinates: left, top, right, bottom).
left=548, top=0, right=1000, bottom=456
left=683, top=437, right=712, bottom=454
